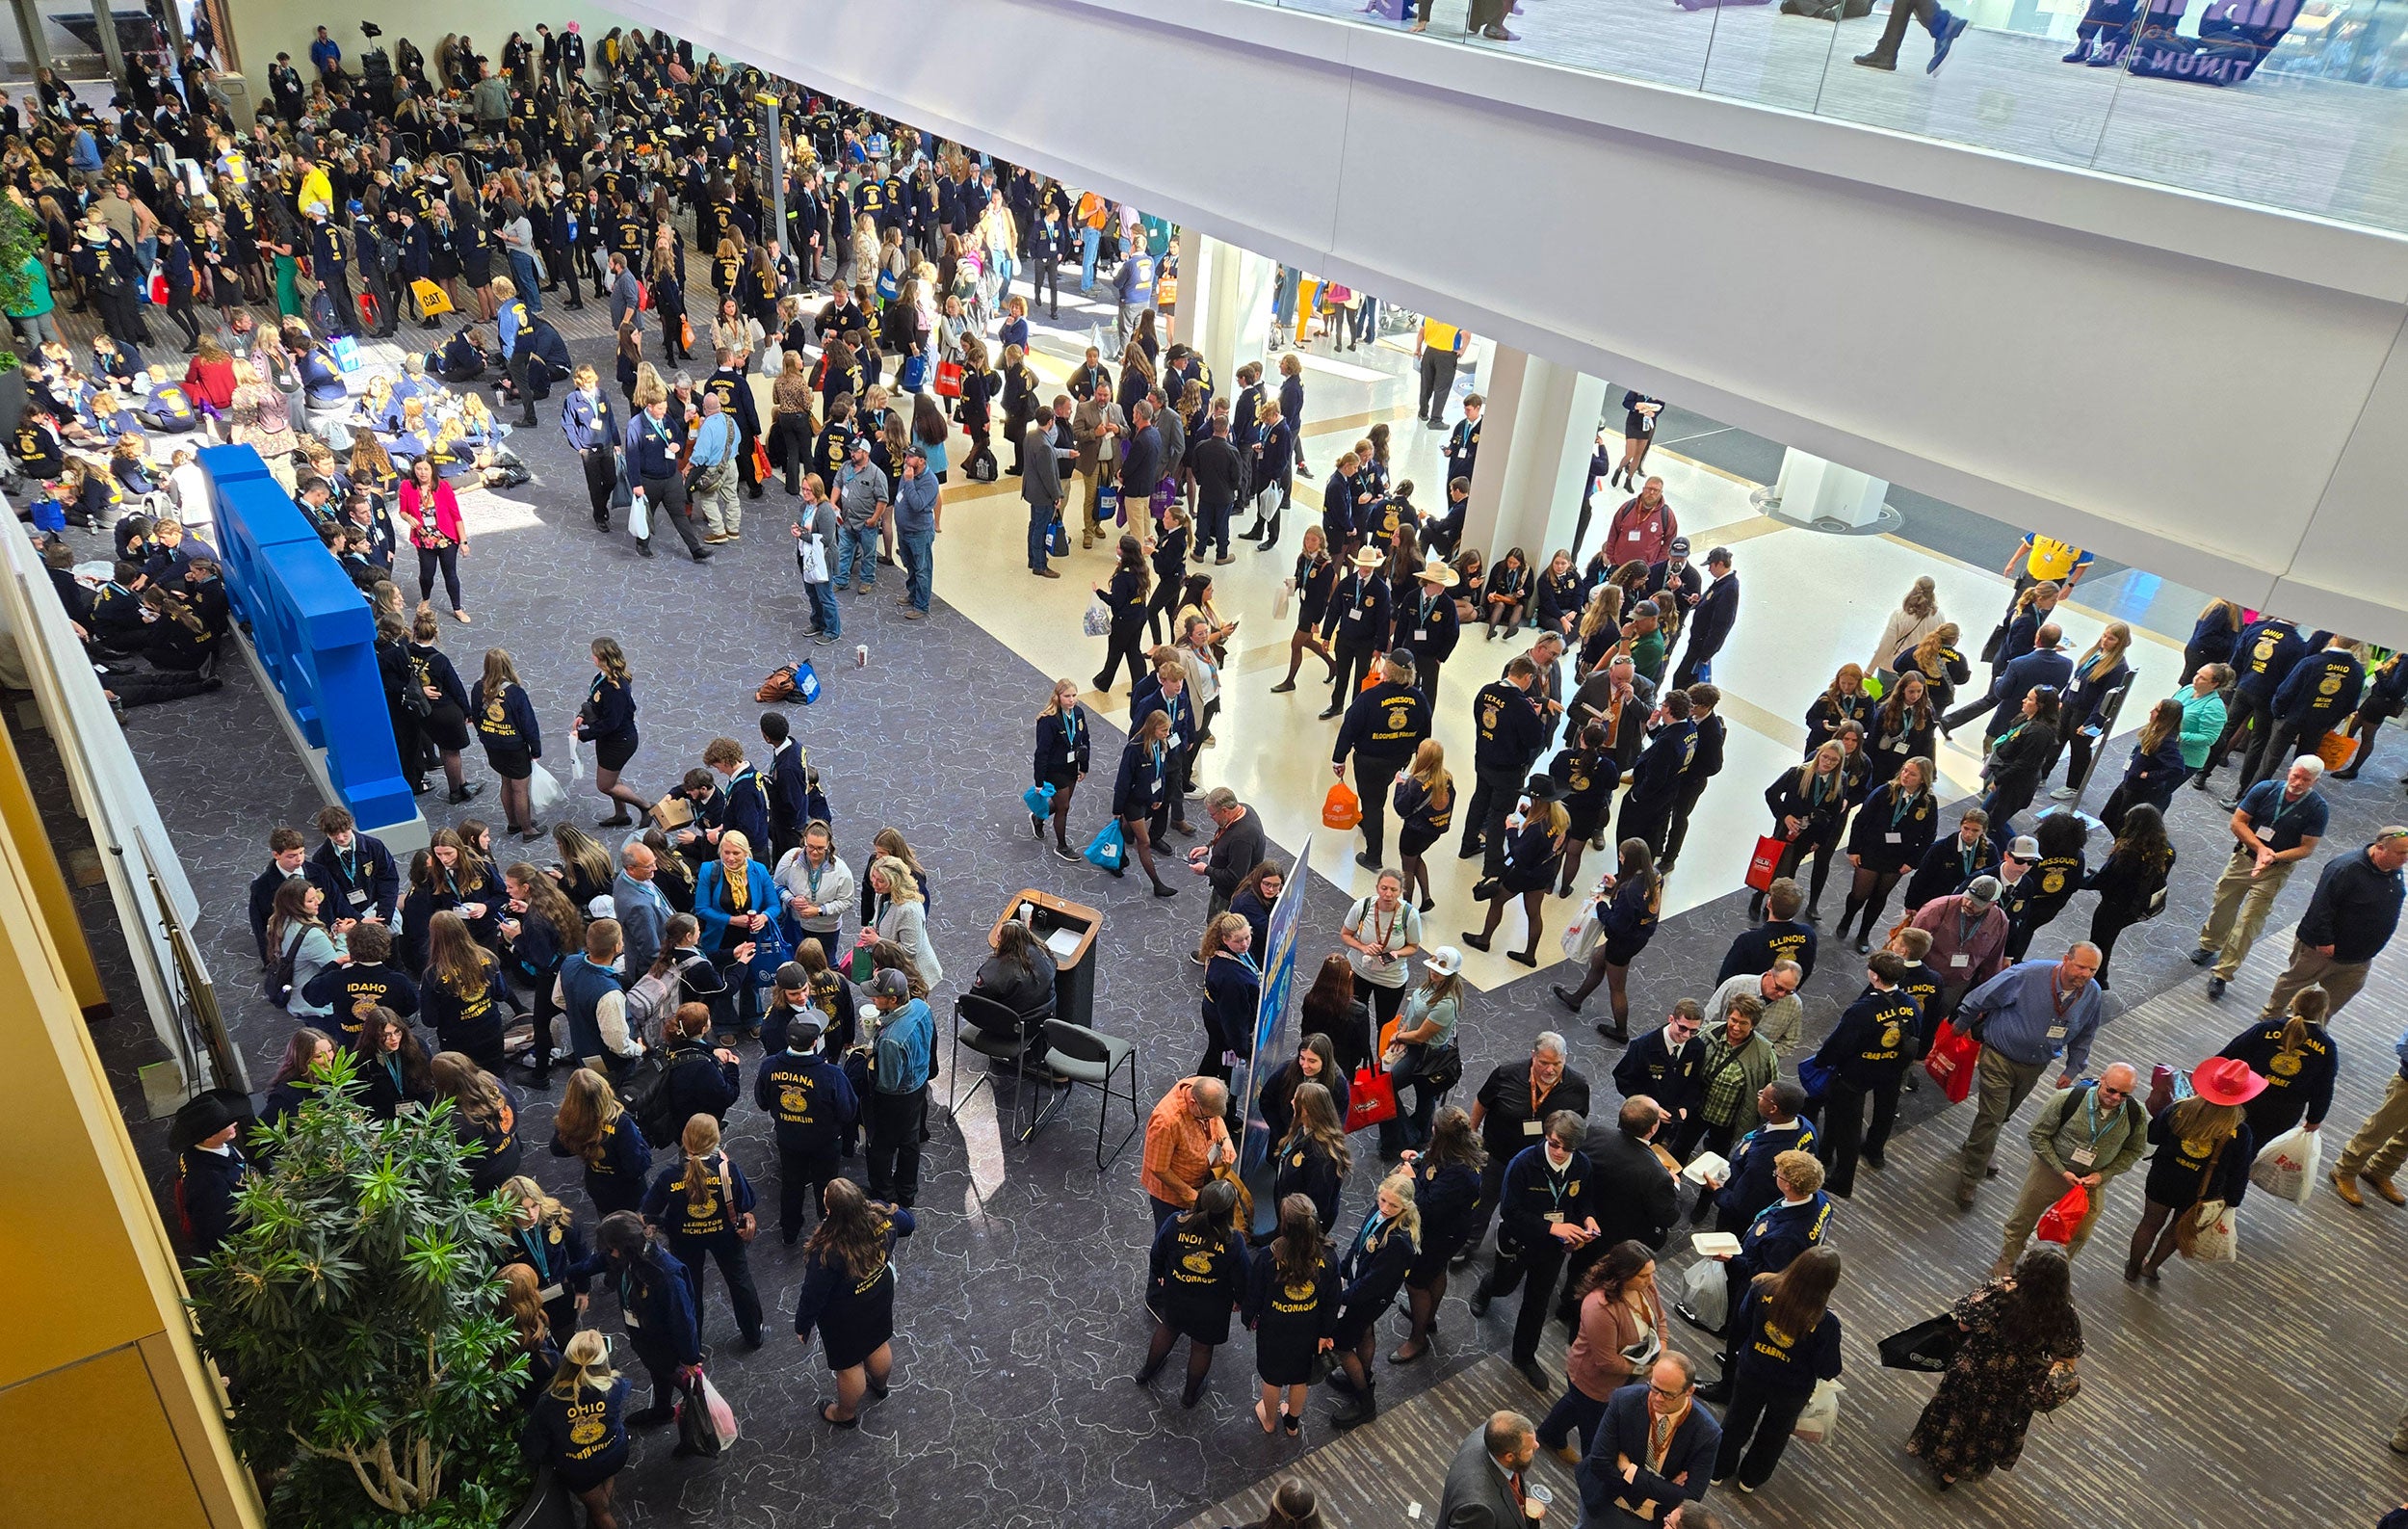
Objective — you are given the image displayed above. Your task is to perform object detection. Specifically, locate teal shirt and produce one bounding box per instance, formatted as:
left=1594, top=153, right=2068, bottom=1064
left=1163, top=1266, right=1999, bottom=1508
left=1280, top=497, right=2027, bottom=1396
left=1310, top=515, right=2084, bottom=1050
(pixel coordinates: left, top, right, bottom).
left=8, top=255, right=52, bottom=319
left=2176, top=688, right=2227, bottom=770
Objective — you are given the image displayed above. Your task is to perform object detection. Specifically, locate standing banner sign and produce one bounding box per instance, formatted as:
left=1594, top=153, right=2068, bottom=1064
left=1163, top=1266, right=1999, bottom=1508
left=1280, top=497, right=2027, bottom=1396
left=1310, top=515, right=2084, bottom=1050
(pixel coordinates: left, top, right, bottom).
left=1238, top=838, right=1311, bottom=1184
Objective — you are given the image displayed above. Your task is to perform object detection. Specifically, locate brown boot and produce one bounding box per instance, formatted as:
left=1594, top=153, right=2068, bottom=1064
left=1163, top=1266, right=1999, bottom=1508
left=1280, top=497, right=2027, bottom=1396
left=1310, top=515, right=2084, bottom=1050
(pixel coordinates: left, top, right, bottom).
left=2332, top=1168, right=2365, bottom=1207
left=2368, top=1173, right=2406, bottom=1206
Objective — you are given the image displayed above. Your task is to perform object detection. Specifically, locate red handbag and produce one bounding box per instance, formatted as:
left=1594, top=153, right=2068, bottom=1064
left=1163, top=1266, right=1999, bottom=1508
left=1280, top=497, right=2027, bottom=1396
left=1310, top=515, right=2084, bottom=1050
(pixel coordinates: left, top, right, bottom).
left=1345, top=1067, right=1398, bottom=1132
left=1923, top=1019, right=1980, bottom=1104
left=933, top=358, right=964, bottom=398
left=2034, top=1182, right=2089, bottom=1245
left=1744, top=834, right=1785, bottom=892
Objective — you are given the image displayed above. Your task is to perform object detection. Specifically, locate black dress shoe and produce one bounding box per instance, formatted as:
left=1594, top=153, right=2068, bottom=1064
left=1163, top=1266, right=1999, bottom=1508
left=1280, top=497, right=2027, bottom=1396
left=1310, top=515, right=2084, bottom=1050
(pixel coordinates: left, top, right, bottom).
left=1514, top=1358, right=1553, bottom=1391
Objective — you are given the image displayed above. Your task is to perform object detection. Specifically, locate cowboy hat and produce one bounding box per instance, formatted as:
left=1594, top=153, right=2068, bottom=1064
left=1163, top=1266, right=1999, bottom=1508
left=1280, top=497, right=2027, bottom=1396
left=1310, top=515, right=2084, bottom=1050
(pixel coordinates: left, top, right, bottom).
left=2190, top=1057, right=2266, bottom=1107
left=1348, top=546, right=1384, bottom=569
left=1416, top=563, right=1459, bottom=588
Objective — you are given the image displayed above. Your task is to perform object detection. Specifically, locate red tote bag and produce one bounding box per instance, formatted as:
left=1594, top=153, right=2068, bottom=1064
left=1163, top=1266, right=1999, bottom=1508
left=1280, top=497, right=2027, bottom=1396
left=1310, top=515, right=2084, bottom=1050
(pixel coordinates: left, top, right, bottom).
left=933, top=359, right=964, bottom=398
left=2034, top=1182, right=2089, bottom=1245
left=1923, top=1019, right=1980, bottom=1104
left=1744, top=834, right=1786, bottom=893
left=1345, top=1067, right=1398, bottom=1132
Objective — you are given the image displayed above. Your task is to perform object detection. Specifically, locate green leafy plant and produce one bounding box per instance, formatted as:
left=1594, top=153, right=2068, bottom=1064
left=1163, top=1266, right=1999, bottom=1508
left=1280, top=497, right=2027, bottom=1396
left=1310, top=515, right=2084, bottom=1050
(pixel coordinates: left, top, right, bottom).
left=0, top=198, right=39, bottom=321
left=186, top=1052, right=533, bottom=1529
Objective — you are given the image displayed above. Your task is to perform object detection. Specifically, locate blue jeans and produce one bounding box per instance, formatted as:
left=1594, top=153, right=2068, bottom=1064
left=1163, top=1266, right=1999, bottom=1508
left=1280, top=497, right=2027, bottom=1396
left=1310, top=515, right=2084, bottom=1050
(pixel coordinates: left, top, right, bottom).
left=807, top=581, right=840, bottom=637
left=1080, top=226, right=1100, bottom=292
left=510, top=251, right=542, bottom=313
left=1376, top=1053, right=1439, bottom=1158
left=836, top=523, right=878, bottom=587
left=899, top=524, right=934, bottom=612
left=1027, top=501, right=1054, bottom=571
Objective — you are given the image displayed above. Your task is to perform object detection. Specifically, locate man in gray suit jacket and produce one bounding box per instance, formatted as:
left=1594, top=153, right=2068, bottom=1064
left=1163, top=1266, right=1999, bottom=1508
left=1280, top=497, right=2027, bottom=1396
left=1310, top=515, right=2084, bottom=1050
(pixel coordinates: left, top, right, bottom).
left=1439, top=1411, right=1544, bottom=1528
left=613, top=841, right=672, bottom=979
left=1022, top=392, right=1073, bottom=578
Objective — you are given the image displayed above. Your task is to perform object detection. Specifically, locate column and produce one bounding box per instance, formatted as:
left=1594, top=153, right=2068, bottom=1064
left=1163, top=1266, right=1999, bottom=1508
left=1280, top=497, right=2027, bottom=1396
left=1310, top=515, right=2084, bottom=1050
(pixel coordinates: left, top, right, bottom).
left=90, top=0, right=125, bottom=86
left=1458, top=344, right=1610, bottom=565
left=1177, top=230, right=1274, bottom=397
left=1767, top=448, right=1890, bottom=529
left=11, top=0, right=50, bottom=76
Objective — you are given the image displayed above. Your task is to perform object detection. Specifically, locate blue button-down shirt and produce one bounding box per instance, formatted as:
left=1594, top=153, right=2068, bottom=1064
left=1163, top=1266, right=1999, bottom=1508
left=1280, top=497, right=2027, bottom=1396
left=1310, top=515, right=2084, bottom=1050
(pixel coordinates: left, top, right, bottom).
left=1957, top=959, right=2105, bottom=1076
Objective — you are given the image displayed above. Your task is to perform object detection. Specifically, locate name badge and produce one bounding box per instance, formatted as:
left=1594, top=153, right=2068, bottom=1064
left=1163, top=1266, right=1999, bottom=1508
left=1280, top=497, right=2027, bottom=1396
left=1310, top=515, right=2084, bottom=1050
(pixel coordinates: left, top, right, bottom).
left=2067, top=1147, right=2097, bottom=1169
left=2046, top=1024, right=2067, bottom=1040
left=1627, top=530, right=1641, bottom=540
left=1066, top=747, right=1079, bottom=761
left=347, top=887, right=371, bottom=905
left=538, top=1281, right=564, bottom=1303
left=1523, top=1119, right=1544, bottom=1136
left=1543, top=1211, right=1565, bottom=1224
left=1414, top=627, right=1428, bottom=642
left=665, top=443, right=679, bottom=459
left=1347, top=608, right=1362, bottom=620
left=623, top=1309, right=641, bottom=1329
left=1884, top=832, right=1901, bottom=844
left=1950, top=953, right=1970, bottom=968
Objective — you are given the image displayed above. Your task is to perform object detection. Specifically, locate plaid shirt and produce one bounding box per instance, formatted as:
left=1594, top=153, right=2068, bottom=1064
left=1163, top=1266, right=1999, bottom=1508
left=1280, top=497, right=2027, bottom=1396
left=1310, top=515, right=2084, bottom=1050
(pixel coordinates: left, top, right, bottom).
left=1699, top=1025, right=1780, bottom=1132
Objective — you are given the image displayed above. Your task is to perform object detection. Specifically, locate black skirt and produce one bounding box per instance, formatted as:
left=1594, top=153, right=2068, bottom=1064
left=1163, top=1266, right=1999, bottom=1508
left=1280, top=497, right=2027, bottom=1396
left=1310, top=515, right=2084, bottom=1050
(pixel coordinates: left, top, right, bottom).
left=424, top=699, right=473, bottom=752
left=594, top=731, right=640, bottom=772
left=484, top=739, right=534, bottom=780
left=1158, top=1286, right=1235, bottom=1348
left=819, top=1270, right=897, bottom=1371
left=1255, top=1302, right=1327, bottom=1386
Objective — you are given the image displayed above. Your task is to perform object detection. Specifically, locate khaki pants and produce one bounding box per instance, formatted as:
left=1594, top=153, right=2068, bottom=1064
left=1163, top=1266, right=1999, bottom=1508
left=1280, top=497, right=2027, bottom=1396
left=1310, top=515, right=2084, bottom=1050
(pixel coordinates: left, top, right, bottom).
left=1995, top=1153, right=2111, bottom=1274
left=2337, top=1073, right=2408, bottom=1182
left=2196, top=851, right=2293, bottom=980
left=1079, top=460, right=1105, bottom=538
left=694, top=466, right=740, bottom=538
left=1958, top=1045, right=2050, bottom=1197
left=2257, top=939, right=2372, bottom=1022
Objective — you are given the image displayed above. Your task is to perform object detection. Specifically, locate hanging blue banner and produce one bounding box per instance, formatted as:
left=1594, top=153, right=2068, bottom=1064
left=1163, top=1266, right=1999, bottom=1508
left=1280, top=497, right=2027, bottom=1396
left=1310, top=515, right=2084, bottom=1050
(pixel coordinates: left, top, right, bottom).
left=1238, top=836, right=1310, bottom=1180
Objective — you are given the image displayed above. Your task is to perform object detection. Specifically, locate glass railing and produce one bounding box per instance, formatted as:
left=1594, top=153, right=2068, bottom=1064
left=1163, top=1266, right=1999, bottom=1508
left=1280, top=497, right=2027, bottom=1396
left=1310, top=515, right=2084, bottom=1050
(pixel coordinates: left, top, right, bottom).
left=1261, top=0, right=2408, bottom=236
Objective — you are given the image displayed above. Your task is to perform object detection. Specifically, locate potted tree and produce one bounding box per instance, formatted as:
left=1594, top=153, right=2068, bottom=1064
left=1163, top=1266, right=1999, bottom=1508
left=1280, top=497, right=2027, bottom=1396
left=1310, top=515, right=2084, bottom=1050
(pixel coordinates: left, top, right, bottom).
left=0, top=197, right=39, bottom=441
left=185, top=1053, right=563, bottom=1528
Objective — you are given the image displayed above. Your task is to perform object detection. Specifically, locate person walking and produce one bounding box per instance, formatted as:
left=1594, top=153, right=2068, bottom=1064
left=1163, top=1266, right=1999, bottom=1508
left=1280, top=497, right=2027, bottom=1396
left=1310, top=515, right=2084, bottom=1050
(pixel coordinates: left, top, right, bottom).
left=2096, top=699, right=2189, bottom=838
left=1034, top=678, right=1093, bottom=862
left=2250, top=826, right=2407, bottom=1025
left=2219, top=989, right=2337, bottom=1178
left=2331, top=1027, right=2408, bottom=1210
left=399, top=455, right=470, bottom=623
left=1534, top=1239, right=1662, bottom=1463
left=2191, top=757, right=2329, bottom=1001
left=1905, top=1250, right=2083, bottom=1491
left=2125, top=1059, right=2262, bottom=1283
left=591, top=1212, right=700, bottom=1429
left=1470, top=1111, right=1599, bottom=1394
left=1805, top=951, right=1921, bottom=1198
left=793, top=1178, right=916, bottom=1428
left=1992, top=1063, right=2146, bottom=1275
left=1549, top=838, right=1662, bottom=1041
left=1949, top=944, right=2106, bottom=1210
left=1333, top=654, right=1432, bottom=870
left=1438, top=1412, right=1542, bottom=1527
left=639, top=1114, right=765, bottom=1351
left=520, top=1330, right=630, bottom=1529
left=1022, top=393, right=1071, bottom=577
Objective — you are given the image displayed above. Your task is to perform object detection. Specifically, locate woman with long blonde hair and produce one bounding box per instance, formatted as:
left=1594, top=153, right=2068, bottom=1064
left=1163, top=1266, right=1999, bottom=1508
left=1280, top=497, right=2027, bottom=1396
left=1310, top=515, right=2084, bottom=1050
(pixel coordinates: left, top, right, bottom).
left=468, top=646, right=543, bottom=840
left=1756, top=741, right=1851, bottom=922
left=526, top=1329, right=631, bottom=1527
left=498, top=1174, right=589, bottom=1346
left=2050, top=620, right=2133, bottom=800
left=639, top=1113, right=765, bottom=1349
left=548, top=1068, right=653, bottom=1216
left=1324, top=1171, right=1422, bottom=1426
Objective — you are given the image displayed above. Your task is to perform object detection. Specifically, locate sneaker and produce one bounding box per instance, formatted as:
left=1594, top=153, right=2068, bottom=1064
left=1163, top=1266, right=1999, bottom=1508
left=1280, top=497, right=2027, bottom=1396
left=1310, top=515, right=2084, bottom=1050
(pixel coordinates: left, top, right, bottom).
left=2049, top=785, right=2078, bottom=800
left=2189, top=947, right=2217, bottom=965
left=1854, top=50, right=1898, bottom=68
left=1927, top=12, right=1967, bottom=71
left=2207, top=976, right=2226, bottom=999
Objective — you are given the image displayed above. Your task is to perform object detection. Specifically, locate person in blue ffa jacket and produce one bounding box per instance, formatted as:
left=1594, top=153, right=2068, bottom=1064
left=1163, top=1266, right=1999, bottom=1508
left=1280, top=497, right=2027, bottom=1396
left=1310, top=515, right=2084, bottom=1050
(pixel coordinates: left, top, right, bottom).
left=1697, top=1246, right=1843, bottom=1476
left=520, top=1331, right=629, bottom=1523
left=759, top=713, right=813, bottom=861
left=1325, top=1171, right=1421, bottom=1430
left=1707, top=1081, right=1818, bottom=1234
left=592, top=1211, right=700, bottom=1427
left=1138, top=1177, right=1251, bottom=1410
left=1693, top=1150, right=1833, bottom=1346
left=420, top=913, right=512, bottom=1072
left=641, top=1114, right=765, bottom=1351
left=1199, top=912, right=1262, bottom=1088
left=1243, top=1193, right=1339, bottom=1436
left=1903, top=809, right=2002, bottom=915
left=2218, top=989, right=2337, bottom=1178
left=793, top=1177, right=917, bottom=1427
left=1112, top=710, right=1181, bottom=896
left=2241, top=631, right=2363, bottom=796
left=1805, top=951, right=1921, bottom=1197
left=1394, top=563, right=1462, bottom=706
left=1471, top=1112, right=1599, bottom=1392
left=1444, top=394, right=1481, bottom=488
left=1754, top=742, right=1853, bottom=923
left=2201, top=613, right=2308, bottom=787
left=1613, top=998, right=1708, bottom=1124
left=1333, top=651, right=1432, bottom=868
left=655, top=1002, right=744, bottom=1131
left=1130, top=662, right=1198, bottom=835
left=304, top=804, right=401, bottom=927
left=1458, top=657, right=1548, bottom=874
left=1838, top=756, right=1938, bottom=954
left=1320, top=547, right=1394, bottom=720
left=1671, top=547, right=1737, bottom=690
left=701, top=737, right=773, bottom=857
left=353, top=1008, right=435, bottom=1121
left=563, top=367, right=622, bottom=528
left=551, top=1068, right=654, bottom=1219
left=755, top=1015, right=857, bottom=1244
left=249, top=828, right=309, bottom=963
left=303, top=921, right=419, bottom=1048
left=1393, top=1108, right=1483, bottom=1362
left=1613, top=688, right=1697, bottom=859
left=469, top=650, right=545, bottom=841
left=172, top=1093, right=249, bottom=1257
left=500, top=1175, right=593, bottom=1343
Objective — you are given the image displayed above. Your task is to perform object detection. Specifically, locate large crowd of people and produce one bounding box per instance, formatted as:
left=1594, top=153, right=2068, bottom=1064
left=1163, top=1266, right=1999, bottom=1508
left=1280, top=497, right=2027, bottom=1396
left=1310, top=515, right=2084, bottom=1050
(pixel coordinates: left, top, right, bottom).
left=60, top=12, right=2402, bottom=1529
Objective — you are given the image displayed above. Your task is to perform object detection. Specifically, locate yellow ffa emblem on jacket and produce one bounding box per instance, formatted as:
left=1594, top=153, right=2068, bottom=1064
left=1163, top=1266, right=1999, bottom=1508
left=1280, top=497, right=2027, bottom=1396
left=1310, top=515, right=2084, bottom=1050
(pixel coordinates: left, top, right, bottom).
left=1181, top=1249, right=1217, bottom=1276
left=1765, top=1320, right=1796, bottom=1350
left=1291, top=1151, right=1306, bottom=1168
left=2041, top=868, right=2067, bottom=894
left=566, top=1400, right=609, bottom=1448
left=1914, top=803, right=1930, bottom=821
left=780, top=1084, right=811, bottom=1113
left=1479, top=697, right=1503, bottom=734
left=1880, top=1023, right=1903, bottom=1049
left=2179, top=1136, right=2215, bottom=1162
left=1283, top=1281, right=1317, bottom=1304
left=2320, top=672, right=2344, bottom=696
left=1387, top=705, right=1412, bottom=731
left=2253, top=635, right=2278, bottom=666
left=2269, top=1052, right=2303, bottom=1078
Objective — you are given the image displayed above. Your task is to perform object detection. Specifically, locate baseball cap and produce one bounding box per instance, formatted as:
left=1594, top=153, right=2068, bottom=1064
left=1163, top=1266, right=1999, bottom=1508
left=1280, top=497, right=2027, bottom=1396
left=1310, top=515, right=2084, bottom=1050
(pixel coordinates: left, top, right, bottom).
left=2007, top=835, right=2040, bottom=861
left=1965, top=875, right=2002, bottom=908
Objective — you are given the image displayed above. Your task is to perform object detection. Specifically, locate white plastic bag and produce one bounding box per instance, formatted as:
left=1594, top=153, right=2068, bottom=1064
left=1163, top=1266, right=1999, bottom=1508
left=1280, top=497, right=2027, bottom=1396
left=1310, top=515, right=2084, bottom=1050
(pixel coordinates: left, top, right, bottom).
left=1559, top=903, right=1603, bottom=962
left=564, top=729, right=586, bottom=782
left=529, top=762, right=563, bottom=814
left=629, top=486, right=652, bottom=541
left=2248, top=1124, right=2320, bottom=1205
left=1083, top=593, right=1112, bottom=638
left=2183, top=1199, right=2238, bottom=1264
left=1680, top=1257, right=1728, bottom=1333
left=1793, top=1378, right=1843, bottom=1443
left=1271, top=577, right=1294, bottom=622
